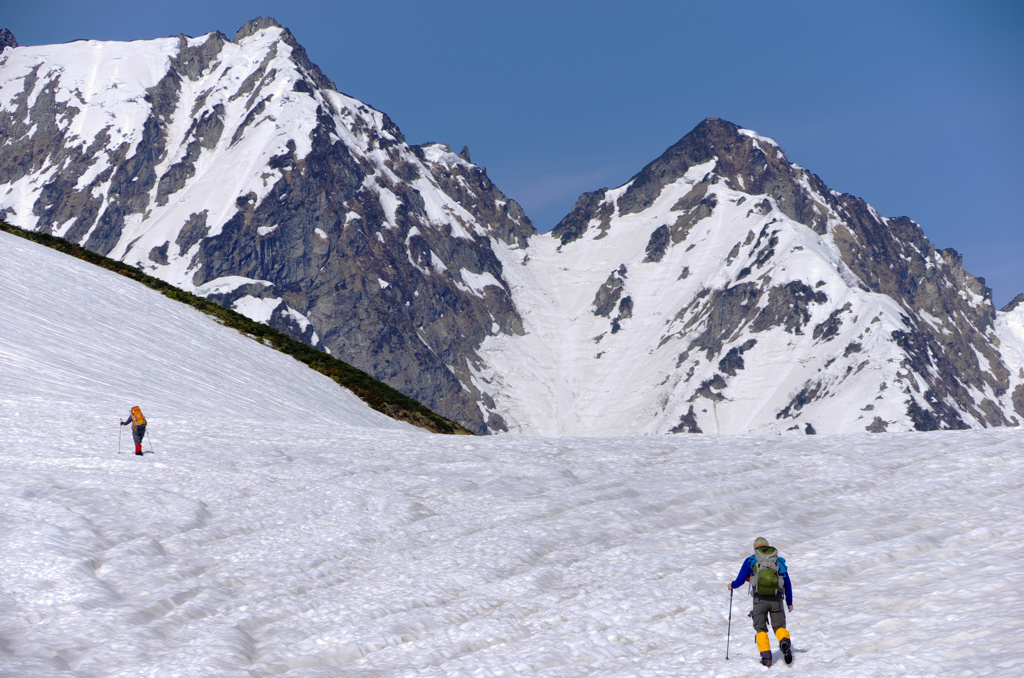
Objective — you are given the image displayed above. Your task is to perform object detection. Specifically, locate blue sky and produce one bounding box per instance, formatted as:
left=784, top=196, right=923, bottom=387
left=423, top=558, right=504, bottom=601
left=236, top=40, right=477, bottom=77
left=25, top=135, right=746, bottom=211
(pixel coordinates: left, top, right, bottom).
left=6, top=1, right=1023, bottom=306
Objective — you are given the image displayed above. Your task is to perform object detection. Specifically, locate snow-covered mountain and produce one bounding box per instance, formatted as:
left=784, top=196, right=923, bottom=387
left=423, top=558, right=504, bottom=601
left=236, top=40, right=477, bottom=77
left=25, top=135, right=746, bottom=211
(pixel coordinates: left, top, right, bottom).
left=478, top=119, right=1024, bottom=435
left=0, top=18, right=532, bottom=434
left=2, top=20, right=1022, bottom=435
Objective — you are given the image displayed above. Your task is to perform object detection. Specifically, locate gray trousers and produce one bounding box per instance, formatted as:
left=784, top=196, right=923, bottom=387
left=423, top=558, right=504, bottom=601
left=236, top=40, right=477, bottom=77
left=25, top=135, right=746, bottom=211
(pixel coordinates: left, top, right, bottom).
left=132, top=424, right=146, bottom=446
left=751, top=594, right=787, bottom=633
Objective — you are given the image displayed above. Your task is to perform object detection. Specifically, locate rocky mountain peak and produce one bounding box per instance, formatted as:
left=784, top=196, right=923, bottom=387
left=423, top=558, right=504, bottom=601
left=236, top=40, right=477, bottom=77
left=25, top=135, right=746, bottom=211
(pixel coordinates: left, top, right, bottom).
left=553, top=118, right=834, bottom=248
left=1003, top=293, right=1024, bottom=314
left=620, top=117, right=832, bottom=233
left=229, top=17, right=337, bottom=93
left=616, top=118, right=752, bottom=216
left=0, top=28, right=17, bottom=52
left=233, top=17, right=284, bottom=43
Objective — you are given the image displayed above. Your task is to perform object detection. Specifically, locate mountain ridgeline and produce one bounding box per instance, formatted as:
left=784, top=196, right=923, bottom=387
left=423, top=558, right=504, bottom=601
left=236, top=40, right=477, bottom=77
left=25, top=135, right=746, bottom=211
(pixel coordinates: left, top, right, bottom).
left=2, top=19, right=1022, bottom=435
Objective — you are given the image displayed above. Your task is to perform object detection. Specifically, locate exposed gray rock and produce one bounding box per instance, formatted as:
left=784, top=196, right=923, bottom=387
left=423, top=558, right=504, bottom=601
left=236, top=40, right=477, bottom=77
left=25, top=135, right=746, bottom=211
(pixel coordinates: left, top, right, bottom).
left=777, top=380, right=825, bottom=421
left=690, top=374, right=727, bottom=402
left=813, top=303, right=852, bottom=342
left=1002, top=293, right=1024, bottom=313
left=235, top=17, right=283, bottom=42
left=750, top=282, right=828, bottom=335
left=149, top=242, right=170, bottom=265
left=174, top=31, right=227, bottom=81
left=717, top=338, right=757, bottom=377
left=551, top=189, right=608, bottom=246
left=866, top=416, right=889, bottom=433
left=175, top=211, right=210, bottom=254
left=644, top=224, right=670, bottom=263
left=670, top=405, right=703, bottom=433
left=592, top=265, right=628, bottom=318
left=0, top=28, right=17, bottom=52
left=158, top=105, right=225, bottom=205
left=680, top=283, right=760, bottom=361
left=616, top=118, right=830, bottom=234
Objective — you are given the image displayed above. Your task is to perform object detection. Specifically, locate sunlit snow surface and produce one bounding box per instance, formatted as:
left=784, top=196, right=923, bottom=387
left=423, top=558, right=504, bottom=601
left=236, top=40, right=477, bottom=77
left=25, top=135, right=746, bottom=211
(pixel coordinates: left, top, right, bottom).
left=2, top=231, right=1023, bottom=676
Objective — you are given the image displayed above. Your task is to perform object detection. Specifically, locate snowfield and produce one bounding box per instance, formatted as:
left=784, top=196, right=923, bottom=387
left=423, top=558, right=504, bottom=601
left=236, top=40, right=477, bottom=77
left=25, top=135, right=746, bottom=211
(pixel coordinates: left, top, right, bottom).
left=2, top=230, right=1023, bottom=676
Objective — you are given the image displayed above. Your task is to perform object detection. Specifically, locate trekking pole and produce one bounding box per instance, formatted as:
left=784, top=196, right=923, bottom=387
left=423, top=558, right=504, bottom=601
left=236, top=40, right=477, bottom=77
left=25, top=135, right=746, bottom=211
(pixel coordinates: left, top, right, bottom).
left=726, top=587, right=733, bottom=660
left=146, top=428, right=155, bottom=454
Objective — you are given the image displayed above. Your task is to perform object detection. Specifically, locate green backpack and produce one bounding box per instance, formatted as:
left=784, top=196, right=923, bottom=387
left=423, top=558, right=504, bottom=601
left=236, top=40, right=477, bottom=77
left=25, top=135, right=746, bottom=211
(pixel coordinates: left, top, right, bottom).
left=750, top=545, right=783, bottom=596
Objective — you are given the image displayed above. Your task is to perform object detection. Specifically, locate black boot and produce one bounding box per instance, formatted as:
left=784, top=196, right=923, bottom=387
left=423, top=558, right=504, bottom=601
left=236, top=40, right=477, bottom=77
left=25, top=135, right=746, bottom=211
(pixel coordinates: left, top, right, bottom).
left=780, top=638, right=792, bottom=665
left=760, top=650, right=773, bottom=667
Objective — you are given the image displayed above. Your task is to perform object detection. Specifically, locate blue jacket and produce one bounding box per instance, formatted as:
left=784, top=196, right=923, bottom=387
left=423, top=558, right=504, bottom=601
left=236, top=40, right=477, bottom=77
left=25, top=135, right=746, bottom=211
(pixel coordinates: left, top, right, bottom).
left=731, top=554, right=793, bottom=606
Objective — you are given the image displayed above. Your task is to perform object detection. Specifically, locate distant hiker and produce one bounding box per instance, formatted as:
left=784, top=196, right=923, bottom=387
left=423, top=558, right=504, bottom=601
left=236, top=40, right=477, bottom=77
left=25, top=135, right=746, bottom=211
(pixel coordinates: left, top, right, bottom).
left=727, top=536, right=793, bottom=667
left=120, top=406, right=147, bottom=455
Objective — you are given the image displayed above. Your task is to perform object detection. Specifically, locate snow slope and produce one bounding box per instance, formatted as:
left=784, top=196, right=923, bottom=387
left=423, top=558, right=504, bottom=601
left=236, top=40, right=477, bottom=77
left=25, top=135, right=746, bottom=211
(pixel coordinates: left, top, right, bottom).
left=0, top=230, right=412, bottom=436
left=2, top=231, right=1024, bottom=675
left=996, top=303, right=1024, bottom=410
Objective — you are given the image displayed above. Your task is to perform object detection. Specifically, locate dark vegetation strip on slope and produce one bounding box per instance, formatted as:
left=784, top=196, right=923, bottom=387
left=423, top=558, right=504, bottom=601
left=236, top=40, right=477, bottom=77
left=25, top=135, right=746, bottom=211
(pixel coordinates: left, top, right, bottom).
left=0, top=220, right=472, bottom=435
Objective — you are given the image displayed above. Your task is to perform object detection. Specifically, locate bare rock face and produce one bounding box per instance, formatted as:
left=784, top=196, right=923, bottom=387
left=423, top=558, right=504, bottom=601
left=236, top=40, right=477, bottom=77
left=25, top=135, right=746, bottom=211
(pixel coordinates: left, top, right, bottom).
left=1, top=23, right=1020, bottom=435
left=0, top=28, right=17, bottom=52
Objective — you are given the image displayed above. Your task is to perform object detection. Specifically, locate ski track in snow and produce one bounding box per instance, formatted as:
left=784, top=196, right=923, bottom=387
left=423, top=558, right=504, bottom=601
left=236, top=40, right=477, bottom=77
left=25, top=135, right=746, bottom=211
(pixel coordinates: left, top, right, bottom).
left=2, top=231, right=1024, bottom=676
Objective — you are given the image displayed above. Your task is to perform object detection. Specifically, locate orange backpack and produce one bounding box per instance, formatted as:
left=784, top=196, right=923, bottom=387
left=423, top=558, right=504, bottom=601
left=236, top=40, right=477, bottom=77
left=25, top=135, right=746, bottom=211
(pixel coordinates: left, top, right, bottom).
left=130, top=406, right=147, bottom=427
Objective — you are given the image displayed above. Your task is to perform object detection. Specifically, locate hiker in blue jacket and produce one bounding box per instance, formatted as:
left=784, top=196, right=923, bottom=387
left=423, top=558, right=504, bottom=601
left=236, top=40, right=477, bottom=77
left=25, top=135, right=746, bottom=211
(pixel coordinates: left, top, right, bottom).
left=728, top=536, right=794, bottom=667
